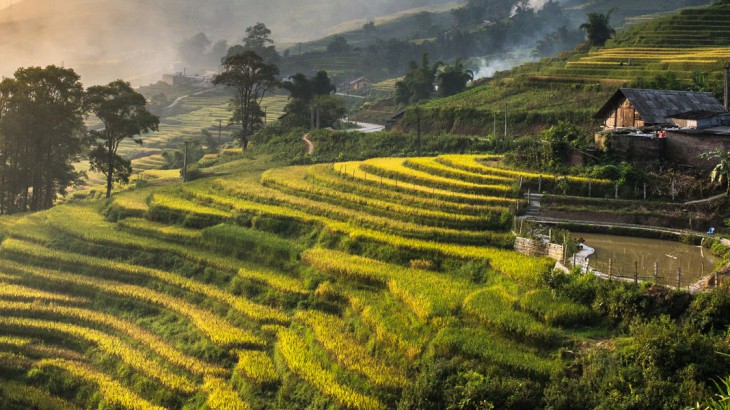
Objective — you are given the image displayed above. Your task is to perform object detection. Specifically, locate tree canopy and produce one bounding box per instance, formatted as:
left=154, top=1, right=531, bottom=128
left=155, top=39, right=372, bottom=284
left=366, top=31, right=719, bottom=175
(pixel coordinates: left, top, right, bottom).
left=214, top=51, right=279, bottom=151
left=580, top=11, right=616, bottom=47
left=281, top=71, right=343, bottom=129
left=395, top=54, right=439, bottom=105
left=0, top=66, right=88, bottom=213
left=86, top=80, right=159, bottom=198
left=437, top=60, right=474, bottom=98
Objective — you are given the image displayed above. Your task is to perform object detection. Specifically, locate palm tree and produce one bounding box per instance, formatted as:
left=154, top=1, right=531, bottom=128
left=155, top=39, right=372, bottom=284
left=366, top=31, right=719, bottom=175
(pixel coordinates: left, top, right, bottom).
left=580, top=10, right=616, bottom=47
left=700, top=148, right=730, bottom=194
left=437, top=59, right=474, bottom=98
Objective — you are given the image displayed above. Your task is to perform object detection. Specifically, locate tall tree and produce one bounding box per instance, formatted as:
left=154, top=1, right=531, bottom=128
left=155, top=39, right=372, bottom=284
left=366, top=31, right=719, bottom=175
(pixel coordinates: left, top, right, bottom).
left=0, top=66, right=88, bottom=213
left=86, top=80, right=159, bottom=198
left=580, top=11, right=616, bottom=47
left=437, top=60, right=474, bottom=98
left=240, top=22, right=280, bottom=64
left=282, top=71, right=341, bottom=129
left=395, top=54, right=439, bottom=104
left=214, top=51, right=279, bottom=151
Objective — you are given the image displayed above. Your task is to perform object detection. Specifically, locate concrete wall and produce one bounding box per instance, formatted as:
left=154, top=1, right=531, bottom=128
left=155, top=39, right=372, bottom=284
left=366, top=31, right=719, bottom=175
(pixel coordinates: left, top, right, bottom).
left=666, top=131, right=730, bottom=169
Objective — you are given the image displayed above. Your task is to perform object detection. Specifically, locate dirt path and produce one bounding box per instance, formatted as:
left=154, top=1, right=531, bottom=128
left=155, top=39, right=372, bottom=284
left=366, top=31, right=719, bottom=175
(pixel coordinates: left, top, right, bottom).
left=517, top=214, right=701, bottom=238
left=163, top=88, right=217, bottom=112
left=302, top=133, right=314, bottom=154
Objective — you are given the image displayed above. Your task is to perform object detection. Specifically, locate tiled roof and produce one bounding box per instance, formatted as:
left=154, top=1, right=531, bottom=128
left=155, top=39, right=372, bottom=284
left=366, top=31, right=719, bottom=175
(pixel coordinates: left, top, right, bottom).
left=594, top=88, right=726, bottom=124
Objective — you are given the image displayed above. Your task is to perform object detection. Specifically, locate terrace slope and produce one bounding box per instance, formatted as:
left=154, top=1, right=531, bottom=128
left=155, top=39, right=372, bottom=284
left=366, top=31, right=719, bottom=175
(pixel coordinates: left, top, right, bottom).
left=1, top=149, right=728, bottom=408
left=0, top=152, right=617, bottom=408
left=413, top=2, right=730, bottom=136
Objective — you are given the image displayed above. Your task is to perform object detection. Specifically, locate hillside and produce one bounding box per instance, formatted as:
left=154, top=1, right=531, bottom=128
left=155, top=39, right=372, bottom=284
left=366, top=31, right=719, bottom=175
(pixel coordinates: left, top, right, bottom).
left=1, top=148, right=728, bottom=408
left=407, top=2, right=730, bottom=136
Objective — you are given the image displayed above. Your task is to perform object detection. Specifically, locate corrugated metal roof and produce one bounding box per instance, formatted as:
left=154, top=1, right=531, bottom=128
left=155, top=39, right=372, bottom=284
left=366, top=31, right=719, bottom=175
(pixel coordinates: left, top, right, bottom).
left=594, top=88, right=726, bottom=125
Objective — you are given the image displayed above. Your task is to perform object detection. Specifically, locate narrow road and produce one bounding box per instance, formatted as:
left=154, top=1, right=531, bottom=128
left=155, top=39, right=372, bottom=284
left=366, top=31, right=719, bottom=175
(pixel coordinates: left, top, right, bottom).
left=163, top=88, right=218, bottom=111
left=350, top=122, right=385, bottom=133
left=302, top=133, right=314, bottom=155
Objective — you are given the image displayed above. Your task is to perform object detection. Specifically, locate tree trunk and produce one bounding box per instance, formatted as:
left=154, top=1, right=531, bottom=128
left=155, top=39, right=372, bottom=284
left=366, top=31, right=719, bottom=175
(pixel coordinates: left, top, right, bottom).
left=106, top=133, right=114, bottom=199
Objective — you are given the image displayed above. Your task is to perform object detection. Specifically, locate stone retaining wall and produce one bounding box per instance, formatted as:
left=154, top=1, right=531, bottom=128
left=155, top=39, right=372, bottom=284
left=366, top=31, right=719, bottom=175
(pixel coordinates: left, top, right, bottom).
left=514, top=237, right=564, bottom=261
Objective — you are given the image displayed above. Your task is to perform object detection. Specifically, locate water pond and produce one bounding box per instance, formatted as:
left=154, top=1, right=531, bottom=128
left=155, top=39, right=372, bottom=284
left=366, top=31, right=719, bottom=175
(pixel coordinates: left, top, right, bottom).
left=572, top=232, right=718, bottom=288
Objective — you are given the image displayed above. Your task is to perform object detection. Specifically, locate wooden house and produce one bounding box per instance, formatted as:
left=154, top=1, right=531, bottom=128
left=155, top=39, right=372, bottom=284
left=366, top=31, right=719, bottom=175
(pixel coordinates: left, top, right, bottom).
left=594, top=88, right=726, bottom=130
left=349, top=76, right=372, bottom=91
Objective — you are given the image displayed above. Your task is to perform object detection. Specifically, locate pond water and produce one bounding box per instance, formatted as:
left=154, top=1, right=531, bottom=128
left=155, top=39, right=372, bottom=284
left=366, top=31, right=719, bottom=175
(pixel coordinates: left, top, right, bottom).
left=572, top=232, right=718, bottom=288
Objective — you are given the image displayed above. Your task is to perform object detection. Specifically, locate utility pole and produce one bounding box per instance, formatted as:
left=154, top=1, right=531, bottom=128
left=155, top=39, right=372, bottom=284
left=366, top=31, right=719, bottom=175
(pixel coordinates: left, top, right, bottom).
left=316, top=102, right=321, bottom=129
left=218, top=119, right=222, bottom=145
left=504, top=104, right=508, bottom=137
left=416, top=107, right=422, bottom=156
left=182, top=141, right=189, bottom=183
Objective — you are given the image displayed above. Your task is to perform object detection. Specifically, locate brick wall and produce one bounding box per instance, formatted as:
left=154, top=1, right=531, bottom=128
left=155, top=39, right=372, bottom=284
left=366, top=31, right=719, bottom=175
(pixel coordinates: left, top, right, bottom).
left=666, top=131, right=730, bottom=169
left=595, top=133, right=665, bottom=162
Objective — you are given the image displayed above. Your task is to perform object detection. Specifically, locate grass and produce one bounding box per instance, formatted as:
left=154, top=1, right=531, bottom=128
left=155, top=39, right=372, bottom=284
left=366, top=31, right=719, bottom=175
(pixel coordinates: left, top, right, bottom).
left=0, top=82, right=661, bottom=407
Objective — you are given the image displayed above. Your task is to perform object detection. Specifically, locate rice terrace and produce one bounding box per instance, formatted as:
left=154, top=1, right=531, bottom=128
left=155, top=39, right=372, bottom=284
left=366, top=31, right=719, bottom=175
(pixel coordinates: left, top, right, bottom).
left=2, top=0, right=730, bottom=409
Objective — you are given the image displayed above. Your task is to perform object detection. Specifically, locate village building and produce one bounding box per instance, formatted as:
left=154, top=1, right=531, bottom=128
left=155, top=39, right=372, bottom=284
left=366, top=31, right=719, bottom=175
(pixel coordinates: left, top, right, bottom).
left=349, top=76, right=372, bottom=91
left=594, top=88, right=726, bottom=130
left=593, top=86, right=730, bottom=169
left=162, top=72, right=212, bottom=88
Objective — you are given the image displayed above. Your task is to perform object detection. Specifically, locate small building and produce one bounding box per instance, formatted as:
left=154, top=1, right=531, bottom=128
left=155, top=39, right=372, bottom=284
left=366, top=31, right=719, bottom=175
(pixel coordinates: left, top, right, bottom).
left=349, top=76, right=372, bottom=91
left=162, top=73, right=211, bottom=87
left=594, top=88, right=726, bottom=130
left=669, top=110, right=730, bottom=129
left=385, top=109, right=406, bottom=130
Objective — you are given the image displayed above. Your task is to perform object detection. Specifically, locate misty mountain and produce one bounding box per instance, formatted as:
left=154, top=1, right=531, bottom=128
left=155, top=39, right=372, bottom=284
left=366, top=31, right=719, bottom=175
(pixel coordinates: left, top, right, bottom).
left=0, top=0, right=452, bottom=85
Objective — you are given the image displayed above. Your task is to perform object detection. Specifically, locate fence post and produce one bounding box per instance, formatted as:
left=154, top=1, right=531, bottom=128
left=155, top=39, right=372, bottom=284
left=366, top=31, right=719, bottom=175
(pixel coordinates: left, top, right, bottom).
left=677, top=267, right=682, bottom=290
left=588, top=179, right=592, bottom=197
left=654, top=261, right=659, bottom=283
left=615, top=182, right=619, bottom=199
left=634, top=260, right=639, bottom=285
left=538, top=176, right=542, bottom=192
left=519, top=176, right=523, bottom=189
left=643, top=183, right=647, bottom=200
left=608, top=258, right=613, bottom=281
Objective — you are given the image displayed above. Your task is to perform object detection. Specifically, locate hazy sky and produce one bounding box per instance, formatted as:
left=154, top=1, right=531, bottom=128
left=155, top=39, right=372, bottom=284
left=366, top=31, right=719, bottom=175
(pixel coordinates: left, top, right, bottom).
left=0, top=0, right=21, bottom=9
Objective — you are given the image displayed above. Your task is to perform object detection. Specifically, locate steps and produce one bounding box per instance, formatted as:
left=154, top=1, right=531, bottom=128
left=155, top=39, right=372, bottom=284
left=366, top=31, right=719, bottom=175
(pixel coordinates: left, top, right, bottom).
left=524, top=193, right=542, bottom=217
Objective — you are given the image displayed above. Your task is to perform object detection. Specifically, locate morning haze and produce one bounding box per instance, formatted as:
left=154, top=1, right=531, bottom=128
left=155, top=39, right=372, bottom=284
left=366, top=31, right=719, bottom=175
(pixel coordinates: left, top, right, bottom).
left=0, top=0, right=453, bottom=85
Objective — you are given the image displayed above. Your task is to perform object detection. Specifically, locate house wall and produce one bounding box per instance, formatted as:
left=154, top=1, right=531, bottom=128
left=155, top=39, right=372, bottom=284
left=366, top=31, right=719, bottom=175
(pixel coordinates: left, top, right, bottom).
left=666, top=131, right=730, bottom=169
left=350, top=80, right=371, bottom=90
left=595, top=133, right=665, bottom=162
left=602, top=99, right=644, bottom=130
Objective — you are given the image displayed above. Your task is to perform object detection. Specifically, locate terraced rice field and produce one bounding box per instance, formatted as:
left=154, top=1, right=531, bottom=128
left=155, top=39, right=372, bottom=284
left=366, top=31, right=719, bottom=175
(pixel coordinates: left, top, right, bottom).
left=528, top=5, right=730, bottom=83
left=551, top=46, right=730, bottom=81
left=0, top=153, right=605, bottom=408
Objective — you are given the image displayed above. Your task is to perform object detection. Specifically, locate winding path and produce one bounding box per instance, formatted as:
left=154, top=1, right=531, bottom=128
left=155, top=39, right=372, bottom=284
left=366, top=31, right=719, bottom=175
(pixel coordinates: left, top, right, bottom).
left=302, top=134, right=314, bottom=155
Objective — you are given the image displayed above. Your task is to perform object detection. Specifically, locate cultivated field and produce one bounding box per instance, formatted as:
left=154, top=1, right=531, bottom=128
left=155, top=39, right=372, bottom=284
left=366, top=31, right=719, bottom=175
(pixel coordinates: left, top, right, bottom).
left=0, top=152, right=609, bottom=408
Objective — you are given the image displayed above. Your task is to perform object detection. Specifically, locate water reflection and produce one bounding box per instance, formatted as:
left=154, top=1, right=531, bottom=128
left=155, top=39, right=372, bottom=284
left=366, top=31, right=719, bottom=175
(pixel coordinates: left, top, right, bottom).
left=573, top=232, right=717, bottom=288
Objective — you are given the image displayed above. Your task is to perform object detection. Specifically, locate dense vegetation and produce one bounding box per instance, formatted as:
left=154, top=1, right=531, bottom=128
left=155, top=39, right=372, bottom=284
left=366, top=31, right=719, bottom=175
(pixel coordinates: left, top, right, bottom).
left=0, top=145, right=728, bottom=408
left=398, top=2, right=730, bottom=137
left=2, top=0, right=730, bottom=408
